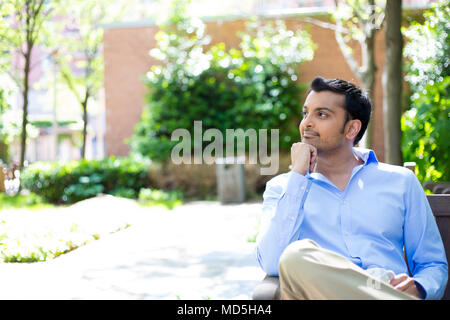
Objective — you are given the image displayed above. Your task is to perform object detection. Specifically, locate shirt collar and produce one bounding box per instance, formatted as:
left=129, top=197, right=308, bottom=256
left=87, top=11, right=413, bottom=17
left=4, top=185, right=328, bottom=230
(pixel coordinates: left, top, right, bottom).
left=306, top=148, right=378, bottom=184
left=306, top=147, right=378, bottom=180
left=352, top=147, right=378, bottom=165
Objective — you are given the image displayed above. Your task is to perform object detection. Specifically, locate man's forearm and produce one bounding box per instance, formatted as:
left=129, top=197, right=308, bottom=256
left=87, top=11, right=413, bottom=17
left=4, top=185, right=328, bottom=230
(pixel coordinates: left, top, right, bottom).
left=256, top=172, right=310, bottom=275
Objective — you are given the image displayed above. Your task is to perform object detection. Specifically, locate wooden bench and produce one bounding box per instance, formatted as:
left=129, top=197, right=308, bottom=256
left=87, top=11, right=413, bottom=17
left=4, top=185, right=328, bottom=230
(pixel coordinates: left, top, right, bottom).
left=424, top=182, right=450, bottom=194
left=252, top=193, right=450, bottom=300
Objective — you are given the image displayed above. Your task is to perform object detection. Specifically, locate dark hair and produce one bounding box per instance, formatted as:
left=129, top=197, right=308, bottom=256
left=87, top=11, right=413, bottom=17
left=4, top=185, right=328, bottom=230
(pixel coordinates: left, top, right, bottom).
left=308, top=76, right=372, bottom=145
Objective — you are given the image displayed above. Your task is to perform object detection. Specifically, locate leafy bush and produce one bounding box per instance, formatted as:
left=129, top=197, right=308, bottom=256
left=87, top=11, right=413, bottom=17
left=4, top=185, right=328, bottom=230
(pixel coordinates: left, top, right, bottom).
left=130, top=1, right=315, bottom=162
left=20, top=156, right=152, bottom=204
left=109, top=187, right=138, bottom=199
left=138, top=188, right=183, bottom=209
left=402, top=1, right=450, bottom=183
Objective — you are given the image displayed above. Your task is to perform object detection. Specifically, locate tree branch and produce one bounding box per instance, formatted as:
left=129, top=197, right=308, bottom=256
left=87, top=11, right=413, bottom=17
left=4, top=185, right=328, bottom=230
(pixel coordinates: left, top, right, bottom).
left=375, top=11, right=385, bottom=29
left=29, top=0, right=46, bottom=44
left=334, top=19, right=362, bottom=79
left=345, top=0, right=364, bottom=22
left=299, top=16, right=350, bottom=34
left=60, top=67, right=82, bottom=103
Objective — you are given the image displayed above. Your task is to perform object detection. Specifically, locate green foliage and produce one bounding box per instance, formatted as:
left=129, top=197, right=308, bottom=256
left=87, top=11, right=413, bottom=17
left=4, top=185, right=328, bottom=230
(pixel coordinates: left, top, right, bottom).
left=109, top=187, right=137, bottom=199
left=0, top=89, right=7, bottom=121
left=20, top=157, right=152, bottom=204
left=0, top=88, right=10, bottom=162
left=130, top=1, right=315, bottom=162
left=138, top=188, right=183, bottom=209
left=52, top=0, right=127, bottom=111
left=402, top=1, right=450, bottom=183
left=29, top=120, right=77, bottom=128
left=0, top=192, right=52, bottom=210
left=332, top=0, right=384, bottom=43
left=0, top=0, right=58, bottom=94
left=0, top=220, right=6, bottom=246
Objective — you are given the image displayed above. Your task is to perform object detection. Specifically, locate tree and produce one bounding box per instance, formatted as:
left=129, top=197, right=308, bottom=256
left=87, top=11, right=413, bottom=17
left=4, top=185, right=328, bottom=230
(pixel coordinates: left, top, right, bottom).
left=402, top=1, right=449, bottom=183
left=0, top=0, right=57, bottom=170
left=0, top=4, right=11, bottom=163
left=332, top=0, right=385, bottom=149
left=52, top=0, right=126, bottom=159
left=302, top=1, right=384, bottom=148
left=382, top=0, right=403, bottom=165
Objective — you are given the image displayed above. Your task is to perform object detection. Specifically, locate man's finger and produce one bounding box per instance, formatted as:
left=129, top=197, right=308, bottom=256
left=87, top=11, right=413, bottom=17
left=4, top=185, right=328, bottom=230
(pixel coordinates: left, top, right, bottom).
left=309, top=146, right=317, bottom=172
left=404, top=285, right=420, bottom=298
left=389, top=273, right=409, bottom=287
left=394, top=278, right=414, bottom=291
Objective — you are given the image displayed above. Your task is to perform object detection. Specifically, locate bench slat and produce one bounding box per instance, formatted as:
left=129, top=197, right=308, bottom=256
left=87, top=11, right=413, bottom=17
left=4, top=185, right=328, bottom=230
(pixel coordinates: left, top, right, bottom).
left=427, top=194, right=450, bottom=217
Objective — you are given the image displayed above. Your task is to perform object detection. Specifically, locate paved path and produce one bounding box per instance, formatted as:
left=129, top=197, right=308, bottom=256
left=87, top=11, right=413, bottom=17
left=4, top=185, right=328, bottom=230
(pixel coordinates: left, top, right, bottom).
left=0, top=197, right=266, bottom=300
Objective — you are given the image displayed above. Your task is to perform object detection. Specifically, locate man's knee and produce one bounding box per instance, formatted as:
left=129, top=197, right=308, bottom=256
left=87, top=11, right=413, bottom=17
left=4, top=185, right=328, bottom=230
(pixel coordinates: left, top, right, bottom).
left=279, top=239, right=319, bottom=271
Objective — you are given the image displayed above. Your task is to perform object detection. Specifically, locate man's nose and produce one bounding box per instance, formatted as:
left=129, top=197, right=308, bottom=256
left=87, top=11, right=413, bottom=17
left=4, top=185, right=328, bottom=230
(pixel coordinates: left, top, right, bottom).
left=301, top=114, right=314, bottom=128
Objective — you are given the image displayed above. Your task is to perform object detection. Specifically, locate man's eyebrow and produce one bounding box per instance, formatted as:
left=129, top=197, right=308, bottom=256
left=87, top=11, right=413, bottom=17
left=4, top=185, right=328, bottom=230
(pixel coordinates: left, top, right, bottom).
left=302, top=106, right=336, bottom=113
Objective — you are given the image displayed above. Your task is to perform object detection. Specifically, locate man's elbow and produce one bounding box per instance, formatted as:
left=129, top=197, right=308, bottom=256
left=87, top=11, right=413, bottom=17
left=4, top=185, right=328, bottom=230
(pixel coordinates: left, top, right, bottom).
left=256, top=248, right=279, bottom=276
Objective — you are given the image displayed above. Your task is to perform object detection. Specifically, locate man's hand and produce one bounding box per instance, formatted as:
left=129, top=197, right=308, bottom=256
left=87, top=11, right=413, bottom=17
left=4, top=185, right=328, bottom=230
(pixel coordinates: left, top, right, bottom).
left=389, top=273, right=422, bottom=299
left=291, top=142, right=317, bottom=175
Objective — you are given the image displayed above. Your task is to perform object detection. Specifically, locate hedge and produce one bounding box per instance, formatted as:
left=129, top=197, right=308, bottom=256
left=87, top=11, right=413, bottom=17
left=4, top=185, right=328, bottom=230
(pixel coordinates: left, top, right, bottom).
left=20, top=157, right=152, bottom=204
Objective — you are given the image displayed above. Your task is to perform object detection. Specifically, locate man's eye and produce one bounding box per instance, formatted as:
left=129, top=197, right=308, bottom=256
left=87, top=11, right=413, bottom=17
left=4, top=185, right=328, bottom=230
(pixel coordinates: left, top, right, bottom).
left=318, top=112, right=328, bottom=118
left=302, top=111, right=308, bottom=118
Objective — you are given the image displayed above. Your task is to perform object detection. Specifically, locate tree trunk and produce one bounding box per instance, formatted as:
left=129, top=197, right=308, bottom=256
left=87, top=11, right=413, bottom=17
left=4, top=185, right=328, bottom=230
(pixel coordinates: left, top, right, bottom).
left=81, top=90, right=89, bottom=159
left=20, top=50, right=31, bottom=171
left=383, top=0, right=403, bottom=165
left=333, top=0, right=379, bottom=149
left=358, top=29, right=377, bottom=149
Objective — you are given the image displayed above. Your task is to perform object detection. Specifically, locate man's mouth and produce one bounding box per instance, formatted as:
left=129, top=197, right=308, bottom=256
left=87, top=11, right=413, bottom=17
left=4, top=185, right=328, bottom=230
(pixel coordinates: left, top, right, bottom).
left=302, top=131, right=319, bottom=138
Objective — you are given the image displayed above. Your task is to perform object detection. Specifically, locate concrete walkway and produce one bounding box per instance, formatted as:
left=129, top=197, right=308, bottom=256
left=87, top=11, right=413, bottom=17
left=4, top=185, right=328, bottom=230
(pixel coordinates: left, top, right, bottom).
left=0, top=197, right=266, bottom=300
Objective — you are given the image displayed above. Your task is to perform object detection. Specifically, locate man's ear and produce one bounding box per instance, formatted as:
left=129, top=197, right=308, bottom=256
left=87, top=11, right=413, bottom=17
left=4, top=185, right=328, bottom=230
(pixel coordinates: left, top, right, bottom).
left=346, top=119, right=362, bottom=141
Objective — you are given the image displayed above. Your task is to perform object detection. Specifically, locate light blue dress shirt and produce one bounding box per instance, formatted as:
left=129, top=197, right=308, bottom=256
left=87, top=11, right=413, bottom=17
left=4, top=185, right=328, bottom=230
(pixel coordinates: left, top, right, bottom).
left=256, top=148, right=448, bottom=300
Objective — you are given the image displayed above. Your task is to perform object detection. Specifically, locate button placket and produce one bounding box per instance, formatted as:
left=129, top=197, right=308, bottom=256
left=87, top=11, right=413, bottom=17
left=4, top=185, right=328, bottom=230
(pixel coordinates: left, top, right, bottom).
left=340, top=198, right=353, bottom=254
left=339, top=166, right=364, bottom=254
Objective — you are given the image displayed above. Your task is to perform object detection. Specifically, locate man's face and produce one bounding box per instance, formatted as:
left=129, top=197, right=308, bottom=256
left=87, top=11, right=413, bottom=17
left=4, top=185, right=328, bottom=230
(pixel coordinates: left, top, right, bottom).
left=299, top=90, right=350, bottom=154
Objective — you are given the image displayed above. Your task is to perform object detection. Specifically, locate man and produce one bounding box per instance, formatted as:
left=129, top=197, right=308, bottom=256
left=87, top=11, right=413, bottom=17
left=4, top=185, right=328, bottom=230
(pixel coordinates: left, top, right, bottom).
left=256, top=76, right=448, bottom=300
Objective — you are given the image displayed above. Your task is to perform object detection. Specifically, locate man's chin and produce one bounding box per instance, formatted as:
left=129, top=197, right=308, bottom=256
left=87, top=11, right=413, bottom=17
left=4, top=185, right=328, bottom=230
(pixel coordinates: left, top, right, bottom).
left=301, top=138, right=319, bottom=147
left=301, top=139, right=324, bottom=154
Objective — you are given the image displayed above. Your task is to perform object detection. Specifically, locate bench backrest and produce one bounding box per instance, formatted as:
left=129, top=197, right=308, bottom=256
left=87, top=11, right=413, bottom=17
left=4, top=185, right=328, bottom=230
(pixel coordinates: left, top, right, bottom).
left=427, top=194, right=450, bottom=300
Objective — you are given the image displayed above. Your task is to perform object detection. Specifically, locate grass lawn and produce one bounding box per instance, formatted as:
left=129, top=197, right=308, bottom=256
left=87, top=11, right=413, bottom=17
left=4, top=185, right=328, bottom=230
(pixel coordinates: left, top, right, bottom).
left=0, top=193, right=137, bottom=263
left=0, top=192, right=56, bottom=211
left=0, top=191, right=185, bottom=263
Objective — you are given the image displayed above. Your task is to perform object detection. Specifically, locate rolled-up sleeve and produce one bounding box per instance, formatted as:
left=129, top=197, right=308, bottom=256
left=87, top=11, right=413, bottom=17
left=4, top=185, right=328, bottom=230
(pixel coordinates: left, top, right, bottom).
left=255, top=171, right=310, bottom=275
left=404, top=171, right=448, bottom=300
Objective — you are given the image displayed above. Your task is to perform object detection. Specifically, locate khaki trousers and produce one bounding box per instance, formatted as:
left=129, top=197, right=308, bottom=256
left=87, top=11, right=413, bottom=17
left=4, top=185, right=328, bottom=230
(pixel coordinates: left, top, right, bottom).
left=279, top=239, right=419, bottom=300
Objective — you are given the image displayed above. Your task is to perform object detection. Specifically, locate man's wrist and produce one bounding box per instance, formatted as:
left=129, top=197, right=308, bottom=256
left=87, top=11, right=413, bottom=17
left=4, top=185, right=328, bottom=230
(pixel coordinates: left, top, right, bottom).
left=291, top=166, right=307, bottom=176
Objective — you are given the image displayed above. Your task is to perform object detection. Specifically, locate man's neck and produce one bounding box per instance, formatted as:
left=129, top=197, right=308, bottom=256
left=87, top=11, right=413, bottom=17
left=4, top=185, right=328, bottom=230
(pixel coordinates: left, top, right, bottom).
left=315, top=145, right=363, bottom=178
